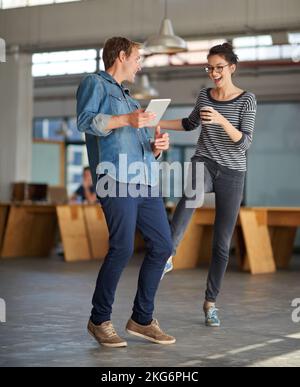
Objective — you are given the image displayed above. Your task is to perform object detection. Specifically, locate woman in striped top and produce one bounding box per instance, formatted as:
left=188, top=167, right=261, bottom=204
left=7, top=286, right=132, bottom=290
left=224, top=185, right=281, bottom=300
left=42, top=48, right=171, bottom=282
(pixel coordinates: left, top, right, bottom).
left=159, top=43, right=257, bottom=327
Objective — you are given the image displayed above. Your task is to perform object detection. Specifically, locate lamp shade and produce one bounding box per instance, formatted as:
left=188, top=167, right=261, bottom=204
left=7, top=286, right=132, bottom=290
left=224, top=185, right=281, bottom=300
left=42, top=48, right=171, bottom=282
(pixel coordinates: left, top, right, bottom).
left=131, top=74, right=159, bottom=100
left=144, top=18, right=187, bottom=54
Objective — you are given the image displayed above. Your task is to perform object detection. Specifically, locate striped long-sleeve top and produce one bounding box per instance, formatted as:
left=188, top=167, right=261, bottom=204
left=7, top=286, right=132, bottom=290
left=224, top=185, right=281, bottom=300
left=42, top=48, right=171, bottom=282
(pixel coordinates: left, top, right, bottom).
left=182, top=88, right=257, bottom=171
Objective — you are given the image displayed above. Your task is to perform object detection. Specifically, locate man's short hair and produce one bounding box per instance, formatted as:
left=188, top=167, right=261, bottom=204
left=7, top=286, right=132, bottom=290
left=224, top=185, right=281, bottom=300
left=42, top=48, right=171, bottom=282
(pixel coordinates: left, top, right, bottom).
left=102, top=37, right=142, bottom=70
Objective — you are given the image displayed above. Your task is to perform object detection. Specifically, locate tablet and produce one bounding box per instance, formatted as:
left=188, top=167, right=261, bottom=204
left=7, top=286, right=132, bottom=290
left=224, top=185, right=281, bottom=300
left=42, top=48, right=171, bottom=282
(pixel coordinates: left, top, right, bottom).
left=145, top=99, right=171, bottom=127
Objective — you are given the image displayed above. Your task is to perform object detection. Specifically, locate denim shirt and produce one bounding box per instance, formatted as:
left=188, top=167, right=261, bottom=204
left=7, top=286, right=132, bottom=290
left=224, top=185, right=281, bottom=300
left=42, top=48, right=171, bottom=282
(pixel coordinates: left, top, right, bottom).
left=76, top=71, right=159, bottom=186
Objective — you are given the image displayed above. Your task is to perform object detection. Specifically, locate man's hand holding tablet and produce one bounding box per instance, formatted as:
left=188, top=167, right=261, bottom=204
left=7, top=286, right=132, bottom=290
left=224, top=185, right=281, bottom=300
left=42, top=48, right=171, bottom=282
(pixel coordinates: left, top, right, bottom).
left=126, top=109, right=157, bottom=128
left=124, top=99, right=171, bottom=129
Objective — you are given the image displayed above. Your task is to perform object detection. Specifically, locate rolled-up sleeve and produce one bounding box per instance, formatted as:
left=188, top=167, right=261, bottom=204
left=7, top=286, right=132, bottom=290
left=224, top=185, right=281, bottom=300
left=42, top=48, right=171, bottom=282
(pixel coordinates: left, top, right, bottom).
left=234, top=94, right=257, bottom=151
left=76, top=75, right=112, bottom=137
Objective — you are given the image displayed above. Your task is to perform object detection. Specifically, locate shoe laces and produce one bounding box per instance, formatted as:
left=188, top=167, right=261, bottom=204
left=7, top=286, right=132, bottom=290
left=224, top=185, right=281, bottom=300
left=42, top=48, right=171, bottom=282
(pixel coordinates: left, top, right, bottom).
left=152, top=319, right=164, bottom=334
left=207, top=307, right=219, bottom=320
left=102, top=322, right=117, bottom=338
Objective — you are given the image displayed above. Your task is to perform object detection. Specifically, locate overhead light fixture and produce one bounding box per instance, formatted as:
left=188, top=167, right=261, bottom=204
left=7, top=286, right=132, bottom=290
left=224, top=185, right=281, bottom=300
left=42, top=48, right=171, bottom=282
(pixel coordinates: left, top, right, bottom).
left=131, top=74, right=159, bottom=100
left=0, top=38, right=6, bottom=63
left=144, top=0, right=187, bottom=54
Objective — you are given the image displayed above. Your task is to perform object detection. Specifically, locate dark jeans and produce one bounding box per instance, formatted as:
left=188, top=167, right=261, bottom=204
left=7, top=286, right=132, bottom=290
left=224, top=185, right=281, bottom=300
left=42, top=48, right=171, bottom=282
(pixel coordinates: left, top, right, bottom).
left=91, top=179, right=173, bottom=325
left=171, top=156, right=245, bottom=303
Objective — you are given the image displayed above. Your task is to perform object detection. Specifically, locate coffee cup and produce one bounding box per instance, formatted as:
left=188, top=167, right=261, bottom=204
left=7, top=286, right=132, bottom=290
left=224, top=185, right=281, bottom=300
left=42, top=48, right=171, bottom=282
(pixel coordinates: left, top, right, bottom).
left=200, top=107, right=212, bottom=125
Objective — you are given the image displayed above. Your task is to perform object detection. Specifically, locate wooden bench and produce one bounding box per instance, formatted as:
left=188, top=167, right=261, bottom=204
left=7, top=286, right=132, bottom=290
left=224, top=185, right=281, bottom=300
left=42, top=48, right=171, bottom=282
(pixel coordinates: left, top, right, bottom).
left=173, top=207, right=300, bottom=275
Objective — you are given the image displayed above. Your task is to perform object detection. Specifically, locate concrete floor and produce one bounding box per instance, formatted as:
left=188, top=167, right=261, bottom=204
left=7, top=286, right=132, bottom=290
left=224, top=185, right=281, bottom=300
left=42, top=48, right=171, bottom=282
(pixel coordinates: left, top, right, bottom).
left=0, top=254, right=300, bottom=367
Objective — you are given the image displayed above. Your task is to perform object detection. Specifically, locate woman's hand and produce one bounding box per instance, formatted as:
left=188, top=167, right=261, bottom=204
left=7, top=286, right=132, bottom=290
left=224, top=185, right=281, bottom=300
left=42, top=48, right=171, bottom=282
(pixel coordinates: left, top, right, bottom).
left=201, top=106, right=243, bottom=143
left=200, top=106, right=226, bottom=126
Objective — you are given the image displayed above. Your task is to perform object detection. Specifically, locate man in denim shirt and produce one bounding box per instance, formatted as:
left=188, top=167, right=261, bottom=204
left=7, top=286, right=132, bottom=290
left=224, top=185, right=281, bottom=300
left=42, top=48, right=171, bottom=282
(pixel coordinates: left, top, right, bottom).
left=77, top=37, right=175, bottom=348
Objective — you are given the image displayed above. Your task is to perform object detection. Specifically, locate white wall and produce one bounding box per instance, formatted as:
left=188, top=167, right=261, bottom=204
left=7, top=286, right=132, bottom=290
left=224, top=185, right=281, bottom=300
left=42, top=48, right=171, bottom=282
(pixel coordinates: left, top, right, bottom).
left=0, top=54, right=33, bottom=201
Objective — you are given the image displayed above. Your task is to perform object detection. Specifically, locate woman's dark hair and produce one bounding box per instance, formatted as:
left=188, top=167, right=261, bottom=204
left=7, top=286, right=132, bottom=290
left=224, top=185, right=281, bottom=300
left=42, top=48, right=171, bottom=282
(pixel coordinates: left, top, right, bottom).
left=207, top=43, right=239, bottom=64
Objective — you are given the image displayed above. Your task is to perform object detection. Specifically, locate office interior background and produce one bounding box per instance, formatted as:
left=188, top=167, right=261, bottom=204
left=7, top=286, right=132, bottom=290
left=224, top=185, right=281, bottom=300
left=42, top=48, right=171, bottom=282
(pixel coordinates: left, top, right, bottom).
left=0, top=0, right=300, bottom=368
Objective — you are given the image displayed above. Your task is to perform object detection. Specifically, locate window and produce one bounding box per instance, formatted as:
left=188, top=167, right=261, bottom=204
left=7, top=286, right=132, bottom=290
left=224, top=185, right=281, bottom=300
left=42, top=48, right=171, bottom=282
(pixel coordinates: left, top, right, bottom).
left=32, top=49, right=97, bottom=77
left=232, top=34, right=298, bottom=62
left=99, top=48, right=105, bottom=71
left=1, top=0, right=27, bottom=7
left=288, top=32, right=300, bottom=44
left=33, top=118, right=65, bottom=141
left=33, top=116, right=87, bottom=194
left=232, top=35, right=273, bottom=48
left=257, top=45, right=281, bottom=60
left=33, top=117, right=85, bottom=141
left=143, top=34, right=299, bottom=69
left=233, top=35, right=276, bottom=61
left=234, top=47, right=257, bottom=62
left=0, top=0, right=79, bottom=9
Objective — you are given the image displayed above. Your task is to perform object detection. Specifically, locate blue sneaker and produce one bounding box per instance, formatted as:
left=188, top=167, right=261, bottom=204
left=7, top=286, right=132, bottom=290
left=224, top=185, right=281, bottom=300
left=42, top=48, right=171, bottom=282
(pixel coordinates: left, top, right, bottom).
left=161, top=256, right=173, bottom=280
left=205, top=306, right=221, bottom=327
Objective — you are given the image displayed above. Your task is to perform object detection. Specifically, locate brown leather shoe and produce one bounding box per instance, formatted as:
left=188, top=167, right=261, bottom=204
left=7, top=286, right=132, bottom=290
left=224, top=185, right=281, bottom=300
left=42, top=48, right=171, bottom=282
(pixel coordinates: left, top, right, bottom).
left=87, top=319, right=127, bottom=348
left=126, top=318, right=176, bottom=345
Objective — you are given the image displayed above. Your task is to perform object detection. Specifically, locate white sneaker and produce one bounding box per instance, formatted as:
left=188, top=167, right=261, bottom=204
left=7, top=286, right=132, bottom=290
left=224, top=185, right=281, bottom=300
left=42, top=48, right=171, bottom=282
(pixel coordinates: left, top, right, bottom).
left=161, top=256, right=173, bottom=280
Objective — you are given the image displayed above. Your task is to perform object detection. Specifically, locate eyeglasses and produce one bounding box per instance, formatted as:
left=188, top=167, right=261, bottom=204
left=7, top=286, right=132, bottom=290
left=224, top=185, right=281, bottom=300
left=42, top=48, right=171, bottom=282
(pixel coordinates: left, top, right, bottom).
left=204, top=64, right=230, bottom=74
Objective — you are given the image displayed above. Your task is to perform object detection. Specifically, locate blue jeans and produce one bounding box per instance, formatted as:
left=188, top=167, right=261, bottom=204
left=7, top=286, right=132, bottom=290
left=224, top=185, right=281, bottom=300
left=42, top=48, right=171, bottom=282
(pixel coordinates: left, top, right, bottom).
left=171, top=156, right=245, bottom=303
left=91, top=179, right=173, bottom=325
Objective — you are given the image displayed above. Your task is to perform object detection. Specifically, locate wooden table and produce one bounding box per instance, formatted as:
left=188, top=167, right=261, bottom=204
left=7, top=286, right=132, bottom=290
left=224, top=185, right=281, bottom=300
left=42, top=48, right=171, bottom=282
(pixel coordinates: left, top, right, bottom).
left=1, top=204, right=57, bottom=258
left=56, top=205, right=109, bottom=262
left=0, top=204, right=10, bottom=253
left=173, top=207, right=300, bottom=275
left=0, top=203, right=110, bottom=262
left=247, top=207, right=300, bottom=270
left=1, top=204, right=299, bottom=274
left=0, top=203, right=143, bottom=262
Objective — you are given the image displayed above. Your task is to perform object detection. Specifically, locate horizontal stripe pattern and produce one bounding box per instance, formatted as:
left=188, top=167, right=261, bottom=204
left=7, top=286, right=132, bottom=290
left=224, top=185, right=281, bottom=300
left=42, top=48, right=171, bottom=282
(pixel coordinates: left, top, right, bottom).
left=182, top=88, right=257, bottom=171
